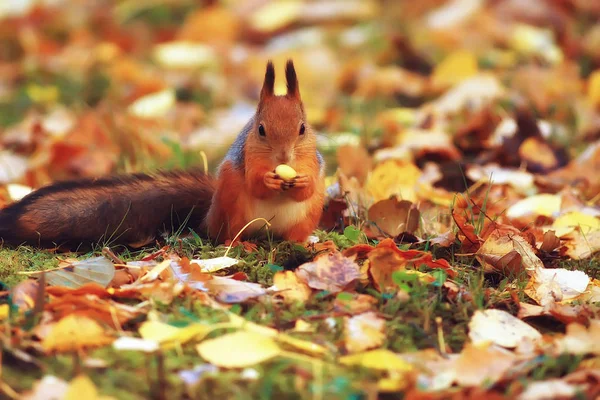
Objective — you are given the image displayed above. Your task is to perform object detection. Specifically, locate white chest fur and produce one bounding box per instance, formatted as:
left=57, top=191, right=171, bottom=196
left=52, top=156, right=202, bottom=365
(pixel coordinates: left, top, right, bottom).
left=247, top=196, right=311, bottom=235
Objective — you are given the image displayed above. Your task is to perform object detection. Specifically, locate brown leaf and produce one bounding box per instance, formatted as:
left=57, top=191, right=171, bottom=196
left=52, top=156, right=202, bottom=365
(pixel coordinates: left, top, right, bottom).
left=333, top=293, right=378, bottom=314
left=367, top=196, right=420, bottom=238
left=540, top=230, right=561, bottom=253
left=10, top=279, right=39, bottom=312
left=337, top=145, right=372, bottom=185
left=295, top=252, right=361, bottom=293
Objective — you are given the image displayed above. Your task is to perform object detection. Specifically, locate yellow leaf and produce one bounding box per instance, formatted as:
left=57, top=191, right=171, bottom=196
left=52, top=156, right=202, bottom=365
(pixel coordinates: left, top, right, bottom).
left=153, top=41, right=216, bottom=69
left=249, top=1, right=303, bottom=33
left=552, top=211, right=600, bottom=237
left=277, top=334, right=327, bottom=356
left=128, top=89, right=176, bottom=119
left=139, top=321, right=211, bottom=348
left=0, top=304, right=9, bottom=320
left=588, top=69, right=600, bottom=107
left=42, top=315, right=113, bottom=353
left=270, top=271, right=311, bottom=304
left=228, top=314, right=278, bottom=337
left=366, top=160, right=421, bottom=203
left=197, top=331, right=281, bottom=368
left=510, top=24, right=563, bottom=64
left=431, top=50, right=478, bottom=89
left=26, top=84, right=59, bottom=105
left=65, top=376, right=100, bottom=400
left=344, top=312, right=386, bottom=353
left=339, top=349, right=412, bottom=371
left=506, top=194, right=561, bottom=219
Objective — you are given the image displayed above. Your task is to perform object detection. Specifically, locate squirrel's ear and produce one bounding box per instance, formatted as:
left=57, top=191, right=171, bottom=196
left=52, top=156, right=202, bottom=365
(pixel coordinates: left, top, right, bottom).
left=285, top=59, right=300, bottom=100
left=260, top=60, right=275, bottom=101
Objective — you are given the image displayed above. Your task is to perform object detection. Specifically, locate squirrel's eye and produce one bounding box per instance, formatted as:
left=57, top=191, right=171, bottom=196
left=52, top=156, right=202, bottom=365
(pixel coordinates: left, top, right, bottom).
left=299, top=123, right=306, bottom=136
left=258, top=124, right=266, bottom=137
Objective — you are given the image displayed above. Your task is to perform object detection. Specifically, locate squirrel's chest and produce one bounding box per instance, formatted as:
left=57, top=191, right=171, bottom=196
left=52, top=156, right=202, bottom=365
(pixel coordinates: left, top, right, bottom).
left=247, top=197, right=311, bottom=234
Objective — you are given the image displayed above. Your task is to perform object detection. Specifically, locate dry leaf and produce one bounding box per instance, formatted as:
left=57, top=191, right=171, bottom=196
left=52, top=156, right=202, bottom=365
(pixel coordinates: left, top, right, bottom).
left=344, top=312, right=386, bottom=353
left=366, top=160, right=421, bottom=203
left=555, top=320, right=600, bottom=356
left=139, top=320, right=211, bottom=348
left=468, top=309, right=542, bottom=348
left=453, top=343, right=517, bottom=387
left=526, top=267, right=590, bottom=307
left=561, top=230, right=600, bottom=260
left=203, top=276, right=267, bottom=303
left=197, top=331, right=281, bottom=368
left=339, top=349, right=412, bottom=371
left=64, top=375, right=115, bottom=400
left=42, top=315, right=113, bottom=353
left=46, top=257, right=115, bottom=289
left=295, top=252, right=361, bottom=293
left=476, top=231, right=543, bottom=275
left=333, top=293, right=378, bottom=314
left=431, top=50, right=479, bottom=89
left=269, top=271, right=311, bottom=304
left=367, top=196, right=420, bottom=238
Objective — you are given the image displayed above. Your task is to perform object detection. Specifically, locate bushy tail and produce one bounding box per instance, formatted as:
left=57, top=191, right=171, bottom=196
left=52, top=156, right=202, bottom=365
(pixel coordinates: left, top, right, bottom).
left=0, top=169, right=216, bottom=250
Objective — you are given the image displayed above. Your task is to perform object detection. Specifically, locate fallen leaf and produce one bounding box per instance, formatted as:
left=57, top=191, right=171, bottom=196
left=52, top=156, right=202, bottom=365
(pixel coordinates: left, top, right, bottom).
left=152, top=42, right=216, bottom=69
left=468, top=309, right=542, bottom=348
left=561, top=230, right=600, bottom=260
left=476, top=231, right=543, bottom=275
left=21, top=375, right=69, bottom=400
left=517, top=379, right=580, bottom=400
left=339, top=349, right=412, bottom=371
left=269, top=271, right=311, bottom=304
left=506, top=194, right=561, bottom=219
left=128, top=89, right=175, bottom=119
left=197, top=331, right=281, bottom=368
left=526, top=267, right=590, bottom=307
left=139, top=320, right=211, bottom=348
left=366, top=160, right=421, bottom=203
left=10, top=279, right=39, bottom=312
left=367, top=196, right=420, bottom=238
left=190, top=256, right=239, bottom=273
left=431, top=50, right=479, bottom=89
left=64, top=375, right=114, bottom=400
left=46, top=257, right=115, bottom=289
left=555, top=320, right=600, bottom=356
left=552, top=212, right=600, bottom=237
left=112, top=337, right=159, bottom=353
left=344, top=312, right=386, bottom=353
left=453, top=343, right=517, bottom=387
left=42, top=315, right=113, bottom=353
left=295, top=252, right=361, bottom=293
left=333, top=292, right=378, bottom=314
left=204, top=276, right=267, bottom=303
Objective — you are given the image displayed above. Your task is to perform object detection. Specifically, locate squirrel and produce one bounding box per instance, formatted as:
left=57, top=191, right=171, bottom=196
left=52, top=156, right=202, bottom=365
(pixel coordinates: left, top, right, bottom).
left=0, top=60, right=325, bottom=250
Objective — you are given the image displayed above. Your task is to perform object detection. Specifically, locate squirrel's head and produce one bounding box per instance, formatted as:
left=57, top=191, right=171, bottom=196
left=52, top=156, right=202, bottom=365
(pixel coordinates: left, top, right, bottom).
left=249, top=60, right=315, bottom=166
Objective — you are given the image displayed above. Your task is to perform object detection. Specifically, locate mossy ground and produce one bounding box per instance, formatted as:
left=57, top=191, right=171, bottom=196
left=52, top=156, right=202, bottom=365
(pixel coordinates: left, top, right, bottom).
left=2, top=230, right=597, bottom=399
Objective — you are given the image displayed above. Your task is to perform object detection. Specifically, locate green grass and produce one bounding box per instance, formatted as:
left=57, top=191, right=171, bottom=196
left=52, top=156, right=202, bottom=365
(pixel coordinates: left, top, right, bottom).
left=3, top=229, right=594, bottom=399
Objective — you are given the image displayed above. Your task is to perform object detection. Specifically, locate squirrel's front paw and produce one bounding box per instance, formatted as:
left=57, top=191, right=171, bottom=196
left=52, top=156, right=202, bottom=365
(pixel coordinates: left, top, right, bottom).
left=264, top=171, right=292, bottom=191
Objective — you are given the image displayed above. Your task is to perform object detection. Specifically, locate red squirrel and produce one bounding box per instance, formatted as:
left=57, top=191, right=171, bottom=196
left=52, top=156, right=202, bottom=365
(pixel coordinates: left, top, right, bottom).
left=0, top=60, right=325, bottom=249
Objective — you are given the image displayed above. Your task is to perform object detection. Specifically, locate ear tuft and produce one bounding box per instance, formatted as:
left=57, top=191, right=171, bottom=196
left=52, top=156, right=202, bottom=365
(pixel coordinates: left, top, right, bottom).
left=285, top=59, right=300, bottom=99
left=260, top=60, right=275, bottom=100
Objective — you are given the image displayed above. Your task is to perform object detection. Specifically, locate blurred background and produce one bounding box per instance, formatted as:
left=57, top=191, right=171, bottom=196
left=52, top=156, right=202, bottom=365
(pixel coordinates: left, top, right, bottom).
left=0, top=0, right=599, bottom=206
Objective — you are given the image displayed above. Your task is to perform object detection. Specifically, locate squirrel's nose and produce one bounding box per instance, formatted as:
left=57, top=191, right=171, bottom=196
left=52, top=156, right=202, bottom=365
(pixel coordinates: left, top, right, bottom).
left=276, top=152, right=291, bottom=164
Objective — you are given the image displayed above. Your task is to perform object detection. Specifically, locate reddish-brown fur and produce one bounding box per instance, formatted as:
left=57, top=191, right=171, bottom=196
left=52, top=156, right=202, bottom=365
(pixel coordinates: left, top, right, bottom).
left=207, top=60, right=324, bottom=243
left=0, top=60, right=325, bottom=249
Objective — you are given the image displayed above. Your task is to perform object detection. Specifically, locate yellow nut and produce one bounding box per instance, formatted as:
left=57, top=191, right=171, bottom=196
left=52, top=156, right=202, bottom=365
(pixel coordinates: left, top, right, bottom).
left=275, top=164, right=297, bottom=181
